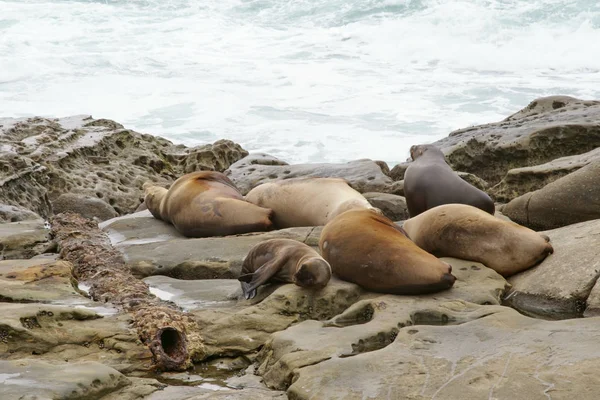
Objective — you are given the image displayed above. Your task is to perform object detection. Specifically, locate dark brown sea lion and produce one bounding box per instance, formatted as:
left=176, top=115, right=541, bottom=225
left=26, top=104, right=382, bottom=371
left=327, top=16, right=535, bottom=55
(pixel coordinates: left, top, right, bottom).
left=318, top=209, right=456, bottom=295
left=402, top=204, right=554, bottom=277
left=238, top=238, right=332, bottom=299
left=144, top=171, right=273, bottom=237
left=245, top=177, right=379, bottom=228
left=403, top=144, right=495, bottom=217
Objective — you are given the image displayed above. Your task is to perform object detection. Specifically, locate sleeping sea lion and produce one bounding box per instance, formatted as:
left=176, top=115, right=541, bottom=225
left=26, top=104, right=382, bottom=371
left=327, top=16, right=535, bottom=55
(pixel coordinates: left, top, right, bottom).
left=245, top=177, right=379, bottom=228
left=404, top=144, right=495, bottom=217
left=144, top=171, right=273, bottom=237
left=318, top=208, right=456, bottom=294
left=238, top=238, right=332, bottom=299
left=401, top=204, right=554, bottom=277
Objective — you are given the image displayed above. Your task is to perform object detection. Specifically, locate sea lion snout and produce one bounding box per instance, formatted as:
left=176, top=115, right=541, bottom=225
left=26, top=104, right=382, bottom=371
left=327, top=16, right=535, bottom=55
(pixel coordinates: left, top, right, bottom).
left=441, top=272, right=456, bottom=288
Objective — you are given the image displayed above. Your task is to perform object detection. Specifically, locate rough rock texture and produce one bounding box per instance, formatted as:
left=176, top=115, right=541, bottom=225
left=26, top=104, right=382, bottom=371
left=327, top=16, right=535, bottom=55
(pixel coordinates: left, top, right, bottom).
left=0, top=203, right=40, bottom=223
left=0, top=115, right=248, bottom=218
left=195, top=257, right=506, bottom=362
left=226, top=154, right=402, bottom=195
left=504, top=219, right=600, bottom=319
left=143, top=385, right=286, bottom=400
left=362, top=192, right=409, bottom=221
left=0, top=219, right=54, bottom=260
left=273, top=304, right=600, bottom=400
left=389, top=161, right=410, bottom=181
left=52, top=193, right=118, bottom=221
left=457, top=171, right=489, bottom=190
left=102, top=211, right=320, bottom=280
left=195, top=278, right=364, bottom=360
left=0, top=359, right=130, bottom=399
left=502, top=161, right=600, bottom=230
left=0, top=304, right=152, bottom=372
left=432, top=96, right=600, bottom=186
left=492, top=147, right=600, bottom=202
left=51, top=213, right=206, bottom=371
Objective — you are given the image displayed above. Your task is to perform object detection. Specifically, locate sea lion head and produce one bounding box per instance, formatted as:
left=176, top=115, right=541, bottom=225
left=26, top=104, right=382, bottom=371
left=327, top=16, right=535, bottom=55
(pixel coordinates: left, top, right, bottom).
left=292, top=257, right=332, bottom=289
left=410, top=144, right=445, bottom=161
left=143, top=182, right=168, bottom=220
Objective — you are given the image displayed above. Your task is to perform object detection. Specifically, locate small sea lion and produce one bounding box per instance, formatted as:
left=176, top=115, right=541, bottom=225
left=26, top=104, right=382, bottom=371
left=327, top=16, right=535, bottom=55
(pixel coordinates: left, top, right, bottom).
left=402, top=204, right=554, bottom=277
left=318, top=209, right=456, bottom=295
left=238, top=238, right=332, bottom=299
left=245, top=177, right=379, bottom=228
left=144, top=171, right=274, bottom=237
left=404, top=144, right=495, bottom=217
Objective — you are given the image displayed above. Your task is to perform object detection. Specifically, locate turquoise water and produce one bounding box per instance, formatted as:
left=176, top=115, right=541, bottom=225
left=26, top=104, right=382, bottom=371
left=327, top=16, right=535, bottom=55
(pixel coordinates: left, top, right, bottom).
left=1, top=0, right=599, bottom=166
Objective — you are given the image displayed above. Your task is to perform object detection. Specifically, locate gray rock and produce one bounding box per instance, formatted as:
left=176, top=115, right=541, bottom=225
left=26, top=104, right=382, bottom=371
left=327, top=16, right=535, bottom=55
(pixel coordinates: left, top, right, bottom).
left=52, top=193, right=118, bottom=221
left=144, top=385, right=286, bottom=400
left=0, top=219, right=54, bottom=260
left=502, top=160, right=600, bottom=230
left=0, top=115, right=248, bottom=217
left=277, top=304, right=600, bottom=400
left=102, top=211, right=318, bottom=279
left=0, top=203, right=40, bottom=223
left=362, top=192, right=409, bottom=221
left=457, top=171, right=489, bottom=190
left=0, top=359, right=130, bottom=399
left=492, top=147, right=600, bottom=202
left=226, top=155, right=401, bottom=195
left=432, top=96, right=600, bottom=186
left=504, top=219, right=600, bottom=319
left=389, top=161, right=410, bottom=181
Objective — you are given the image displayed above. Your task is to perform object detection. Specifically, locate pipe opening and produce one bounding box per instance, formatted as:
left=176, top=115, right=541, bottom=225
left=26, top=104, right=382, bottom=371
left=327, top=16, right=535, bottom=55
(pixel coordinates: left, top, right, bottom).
left=160, top=327, right=185, bottom=359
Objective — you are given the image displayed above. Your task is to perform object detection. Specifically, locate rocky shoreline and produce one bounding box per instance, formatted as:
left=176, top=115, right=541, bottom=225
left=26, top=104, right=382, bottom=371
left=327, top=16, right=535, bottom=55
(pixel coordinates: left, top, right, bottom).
left=1, top=95, right=599, bottom=399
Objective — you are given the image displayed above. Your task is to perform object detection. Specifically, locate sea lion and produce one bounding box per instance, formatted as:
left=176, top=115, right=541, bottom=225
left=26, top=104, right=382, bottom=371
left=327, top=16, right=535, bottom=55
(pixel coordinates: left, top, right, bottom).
left=318, top=209, right=456, bottom=294
left=144, top=171, right=274, bottom=237
left=238, top=238, right=332, bottom=299
left=404, top=144, right=495, bottom=217
left=245, top=177, right=379, bottom=228
left=401, top=204, right=554, bottom=277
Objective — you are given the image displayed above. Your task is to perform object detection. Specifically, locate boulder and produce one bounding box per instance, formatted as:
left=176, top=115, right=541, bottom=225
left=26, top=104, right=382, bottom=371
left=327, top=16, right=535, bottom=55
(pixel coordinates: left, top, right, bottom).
left=362, top=192, right=409, bottom=221
left=226, top=154, right=402, bottom=195
left=502, top=161, right=600, bottom=230
left=52, top=193, right=118, bottom=221
left=504, top=219, right=600, bottom=319
left=432, top=96, right=600, bottom=186
left=0, top=359, right=130, bottom=399
left=457, top=171, right=489, bottom=190
left=277, top=304, right=600, bottom=400
left=0, top=219, right=54, bottom=260
left=0, top=115, right=248, bottom=217
left=389, top=161, right=410, bottom=181
left=492, top=147, right=600, bottom=202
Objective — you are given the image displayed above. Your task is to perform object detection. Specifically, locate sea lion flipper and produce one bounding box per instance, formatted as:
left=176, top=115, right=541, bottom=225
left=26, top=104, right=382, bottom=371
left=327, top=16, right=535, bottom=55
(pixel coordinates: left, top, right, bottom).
left=237, top=257, right=284, bottom=300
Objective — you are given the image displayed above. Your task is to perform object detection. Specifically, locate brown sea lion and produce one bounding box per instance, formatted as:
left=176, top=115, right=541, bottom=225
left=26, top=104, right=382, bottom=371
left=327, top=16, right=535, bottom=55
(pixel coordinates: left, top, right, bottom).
left=238, top=238, right=332, bottom=299
left=144, top=171, right=274, bottom=237
left=318, top=209, right=456, bottom=295
left=404, top=144, right=495, bottom=217
left=401, top=204, right=554, bottom=277
left=245, top=177, right=379, bottom=228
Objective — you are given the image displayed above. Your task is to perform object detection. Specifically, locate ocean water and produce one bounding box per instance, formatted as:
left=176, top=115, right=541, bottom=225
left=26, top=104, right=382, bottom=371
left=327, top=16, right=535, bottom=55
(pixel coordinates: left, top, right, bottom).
left=1, top=0, right=599, bottom=166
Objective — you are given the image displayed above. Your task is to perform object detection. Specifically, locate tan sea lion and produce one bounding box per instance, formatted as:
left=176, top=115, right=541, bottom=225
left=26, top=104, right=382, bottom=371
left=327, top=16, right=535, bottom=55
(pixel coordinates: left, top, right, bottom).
left=318, top=209, right=456, bottom=295
left=238, top=238, right=332, bottom=299
left=144, top=171, right=274, bottom=238
left=401, top=204, right=554, bottom=277
left=404, top=144, right=495, bottom=217
left=245, top=177, right=379, bottom=228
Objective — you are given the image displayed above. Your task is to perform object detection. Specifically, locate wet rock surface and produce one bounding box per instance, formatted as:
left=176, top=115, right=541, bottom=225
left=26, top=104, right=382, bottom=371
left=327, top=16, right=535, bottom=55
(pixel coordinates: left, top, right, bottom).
left=226, top=154, right=402, bottom=195
left=0, top=115, right=248, bottom=218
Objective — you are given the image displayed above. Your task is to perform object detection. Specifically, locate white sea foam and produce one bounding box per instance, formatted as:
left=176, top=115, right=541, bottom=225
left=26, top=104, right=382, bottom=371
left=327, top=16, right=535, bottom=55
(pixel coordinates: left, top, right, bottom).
left=1, top=0, right=599, bottom=166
